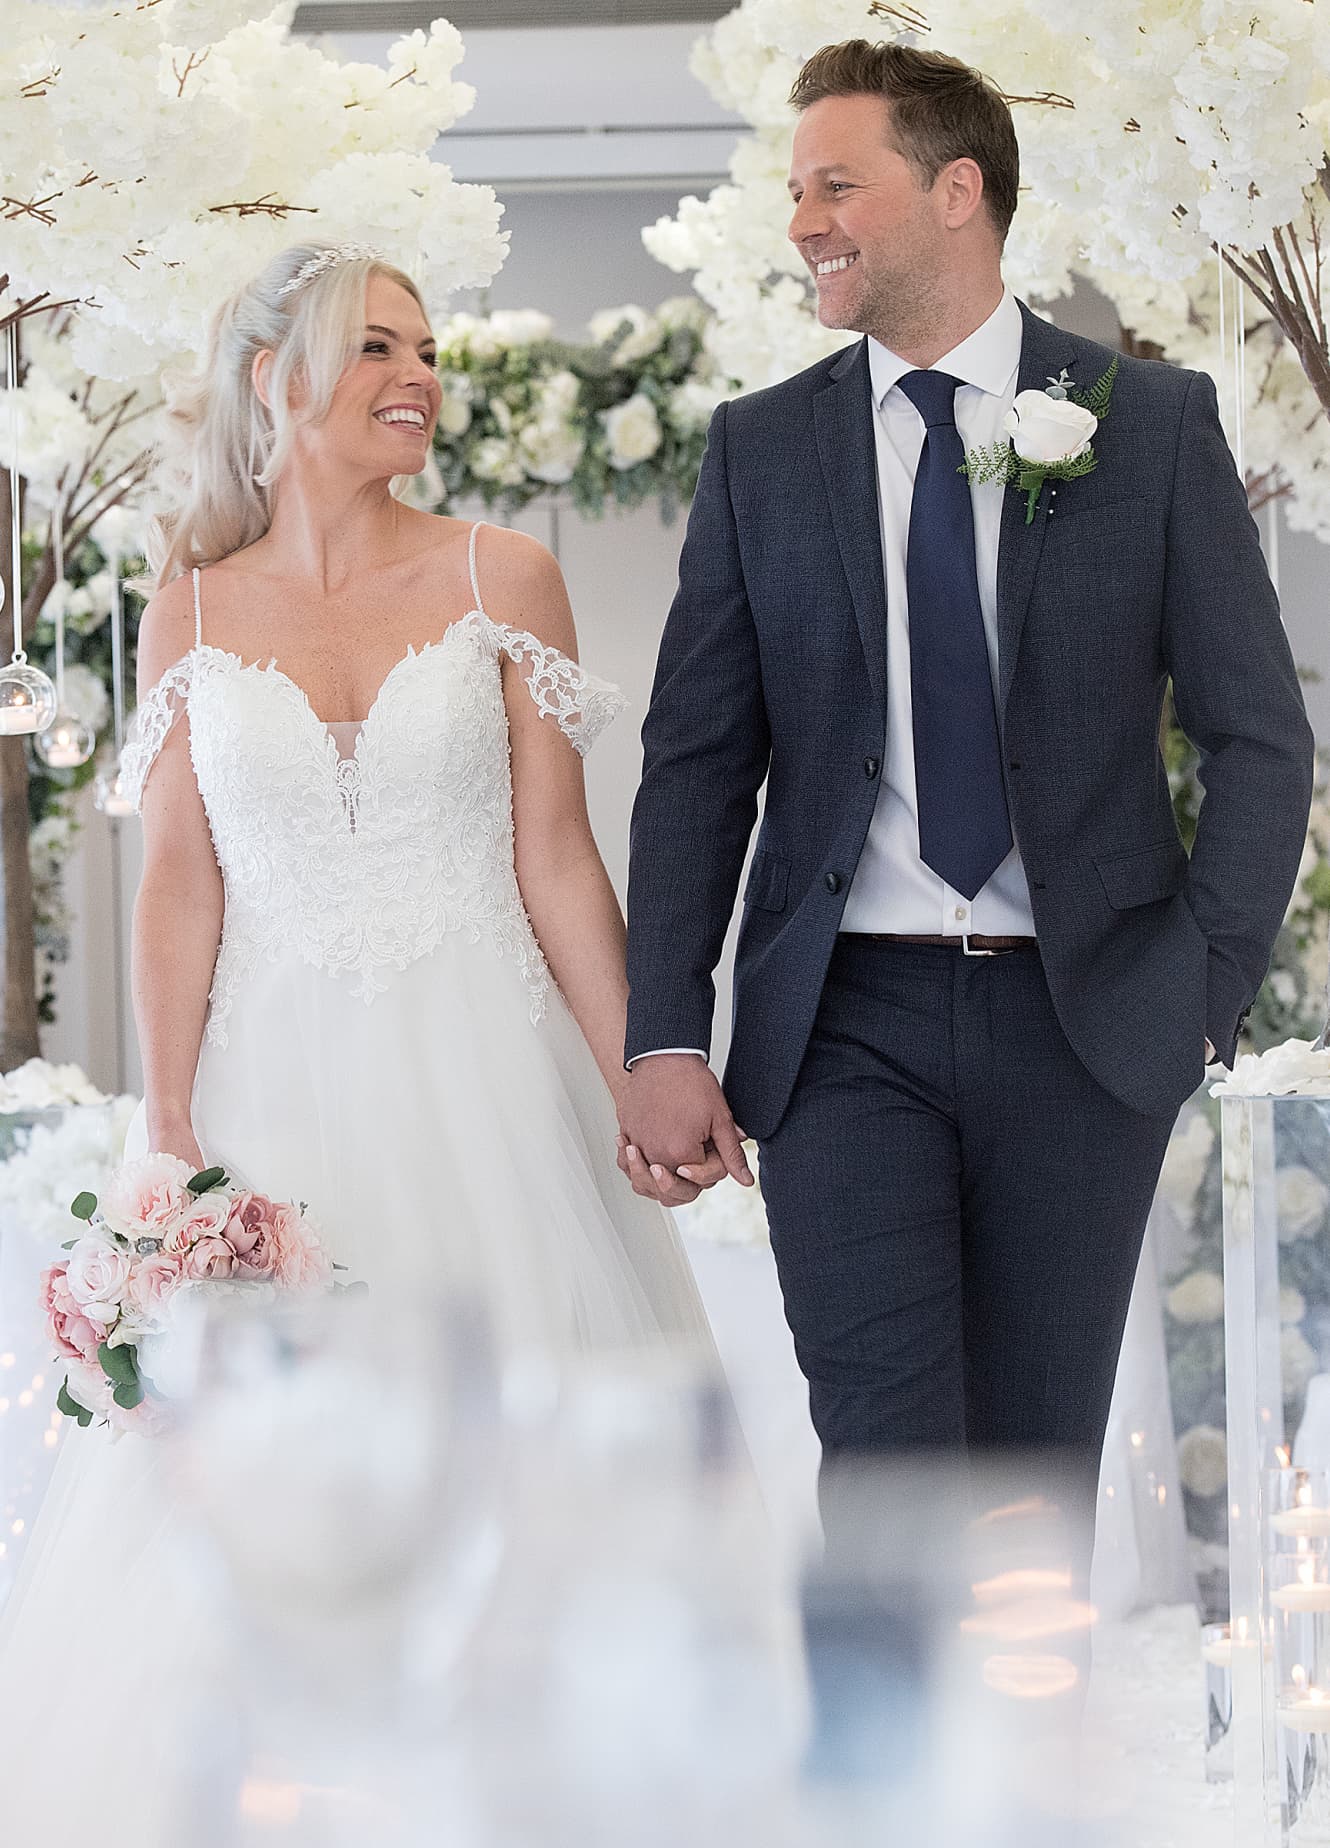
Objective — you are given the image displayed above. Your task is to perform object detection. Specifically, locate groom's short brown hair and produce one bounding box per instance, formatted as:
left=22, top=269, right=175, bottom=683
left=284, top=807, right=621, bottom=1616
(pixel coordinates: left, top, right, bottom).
left=789, top=40, right=1019, bottom=241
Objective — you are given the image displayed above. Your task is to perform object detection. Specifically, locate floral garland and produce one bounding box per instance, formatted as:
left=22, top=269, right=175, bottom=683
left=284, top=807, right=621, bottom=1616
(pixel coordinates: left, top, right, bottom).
left=430, top=300, right=733, bottom=521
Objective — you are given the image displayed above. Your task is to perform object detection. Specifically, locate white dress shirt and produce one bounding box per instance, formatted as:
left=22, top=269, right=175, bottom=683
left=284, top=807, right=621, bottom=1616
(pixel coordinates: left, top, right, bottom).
left=634, top=292, right=1034, bottom=1066
left=840, top=286, right=1035, bottom=937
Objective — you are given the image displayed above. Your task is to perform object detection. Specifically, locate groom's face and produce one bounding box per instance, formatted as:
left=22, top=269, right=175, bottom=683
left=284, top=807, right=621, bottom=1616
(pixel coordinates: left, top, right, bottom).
left=787, top=93, right=944, bottom=337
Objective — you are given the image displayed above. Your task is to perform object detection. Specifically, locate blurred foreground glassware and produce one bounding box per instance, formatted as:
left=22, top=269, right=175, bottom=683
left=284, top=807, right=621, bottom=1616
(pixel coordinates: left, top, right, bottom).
left=466, top=1336, right=801, bottom=1848
left=162, top=1284, right=506, bottom=1846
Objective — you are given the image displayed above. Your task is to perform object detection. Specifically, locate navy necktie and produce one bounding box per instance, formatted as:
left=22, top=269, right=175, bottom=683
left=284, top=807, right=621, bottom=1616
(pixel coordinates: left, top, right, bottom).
left=895, top=368, right=1012, bottom=901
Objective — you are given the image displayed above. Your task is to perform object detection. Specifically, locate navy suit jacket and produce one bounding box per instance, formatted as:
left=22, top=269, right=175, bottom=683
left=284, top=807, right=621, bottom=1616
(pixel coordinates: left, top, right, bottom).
left=625, top=304, right=1315, bottom=1137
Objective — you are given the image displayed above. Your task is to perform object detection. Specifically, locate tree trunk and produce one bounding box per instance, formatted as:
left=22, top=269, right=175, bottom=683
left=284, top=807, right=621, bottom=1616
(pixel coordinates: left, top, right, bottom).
left=0, top=462, right=41, bottom=1069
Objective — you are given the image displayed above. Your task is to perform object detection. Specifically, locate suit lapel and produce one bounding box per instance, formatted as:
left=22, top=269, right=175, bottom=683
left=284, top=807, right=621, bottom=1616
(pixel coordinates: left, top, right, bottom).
left=814, top=339, right=888, bottom=708
left=996, top=304, right=1065, bottom=714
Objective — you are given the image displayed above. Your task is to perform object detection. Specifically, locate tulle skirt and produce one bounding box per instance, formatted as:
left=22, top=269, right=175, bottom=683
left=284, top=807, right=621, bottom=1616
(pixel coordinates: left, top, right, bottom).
left=0, top=937, right=712, bottom=1842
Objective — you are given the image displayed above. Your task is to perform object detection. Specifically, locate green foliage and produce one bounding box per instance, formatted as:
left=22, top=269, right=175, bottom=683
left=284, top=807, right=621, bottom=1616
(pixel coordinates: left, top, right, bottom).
left=1069, top=354, right=1120, bottom=422
left=70, top=1190, right=97, bottom=1220
left=188, top=1165, right=228, bottom=1195
left=56, top=1379, right=92, bottom=1426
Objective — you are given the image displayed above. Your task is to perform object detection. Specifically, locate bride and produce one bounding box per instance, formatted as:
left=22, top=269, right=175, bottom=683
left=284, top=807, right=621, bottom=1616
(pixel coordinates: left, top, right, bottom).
left=0, top=243, right=711, bottom=1836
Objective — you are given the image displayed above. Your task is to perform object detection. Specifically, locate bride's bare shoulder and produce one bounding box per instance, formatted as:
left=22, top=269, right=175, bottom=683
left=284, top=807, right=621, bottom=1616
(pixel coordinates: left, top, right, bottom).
left=136, top=573, right=199, bottom=686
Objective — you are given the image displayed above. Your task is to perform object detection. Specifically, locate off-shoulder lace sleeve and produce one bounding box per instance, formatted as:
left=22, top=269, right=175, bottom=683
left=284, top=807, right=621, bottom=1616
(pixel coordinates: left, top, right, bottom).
left=492, top=623, right=626, bottom=757
left=119, top=655, right=195, bottom=812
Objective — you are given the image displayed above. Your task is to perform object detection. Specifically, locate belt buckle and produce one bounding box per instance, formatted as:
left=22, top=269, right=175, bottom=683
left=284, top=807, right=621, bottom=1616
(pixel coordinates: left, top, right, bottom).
left=962, top=934, right=998, bottom=957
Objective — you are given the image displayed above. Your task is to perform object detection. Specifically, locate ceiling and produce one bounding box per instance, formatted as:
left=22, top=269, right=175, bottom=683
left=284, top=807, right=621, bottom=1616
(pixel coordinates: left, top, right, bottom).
left=294, top=1, right=732, bottom=28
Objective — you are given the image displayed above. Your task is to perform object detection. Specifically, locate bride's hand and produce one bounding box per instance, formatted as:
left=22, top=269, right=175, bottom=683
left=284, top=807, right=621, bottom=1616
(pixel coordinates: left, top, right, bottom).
left=147, top=1117, right=206, bottom=1172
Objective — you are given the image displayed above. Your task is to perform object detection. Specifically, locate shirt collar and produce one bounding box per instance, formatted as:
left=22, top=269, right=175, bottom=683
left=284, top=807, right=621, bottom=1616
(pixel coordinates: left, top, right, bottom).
left=867, top=288, right=1022, bottom=410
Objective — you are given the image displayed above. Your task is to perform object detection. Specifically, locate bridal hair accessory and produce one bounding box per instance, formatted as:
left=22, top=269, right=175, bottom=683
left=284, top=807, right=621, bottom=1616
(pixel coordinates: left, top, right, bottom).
left=277, top=242, right=382, bottom=300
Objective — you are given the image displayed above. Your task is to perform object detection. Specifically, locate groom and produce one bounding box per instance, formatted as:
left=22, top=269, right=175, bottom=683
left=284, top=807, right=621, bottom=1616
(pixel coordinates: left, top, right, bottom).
left=618, top=39, right=1314, bottom=1517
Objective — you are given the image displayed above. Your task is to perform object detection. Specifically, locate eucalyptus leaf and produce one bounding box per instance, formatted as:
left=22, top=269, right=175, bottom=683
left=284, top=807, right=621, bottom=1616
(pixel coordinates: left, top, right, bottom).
left=56, top=1379, right=87, bottom=1421
left=98, top=1340, right=139, bottom=1390
left=188, top=1165, right=228, bottom=1195
left=70, top=1191, right=97, bottom=1221
left=112, top=1379, right=145, bottom=1411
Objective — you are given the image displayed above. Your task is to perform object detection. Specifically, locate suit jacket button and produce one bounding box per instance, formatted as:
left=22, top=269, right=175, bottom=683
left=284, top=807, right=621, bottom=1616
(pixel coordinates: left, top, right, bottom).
left=825, top=872, right=842, bottom=894
left=864, top=757, right=880, bottom=779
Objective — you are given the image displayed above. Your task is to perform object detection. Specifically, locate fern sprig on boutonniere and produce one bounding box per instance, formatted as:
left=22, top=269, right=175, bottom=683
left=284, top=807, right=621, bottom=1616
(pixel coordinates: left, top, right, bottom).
left=960, top=357, right=1119, bottom=525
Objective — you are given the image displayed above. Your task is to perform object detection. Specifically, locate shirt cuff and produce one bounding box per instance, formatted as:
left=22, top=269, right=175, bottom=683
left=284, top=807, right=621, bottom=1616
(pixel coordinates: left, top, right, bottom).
left=627, top=1048, right=708, bottom=1068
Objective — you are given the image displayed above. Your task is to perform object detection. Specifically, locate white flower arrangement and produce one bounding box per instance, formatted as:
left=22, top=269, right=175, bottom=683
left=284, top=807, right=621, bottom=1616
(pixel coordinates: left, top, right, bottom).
left=0, top=1093, right=138, bottom=1254
left=432, top=301, right=734, bottom=520
left=1210, top=1038, right=1330, bottom=1099
left=0, top=1059, right=109, bottom=1113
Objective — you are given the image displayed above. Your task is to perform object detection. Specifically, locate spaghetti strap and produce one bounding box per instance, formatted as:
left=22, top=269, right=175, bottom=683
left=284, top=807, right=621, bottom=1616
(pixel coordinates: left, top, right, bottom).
left=468, top=521, right=488, bottom=619
left=192, top=567, right=202, bottom=647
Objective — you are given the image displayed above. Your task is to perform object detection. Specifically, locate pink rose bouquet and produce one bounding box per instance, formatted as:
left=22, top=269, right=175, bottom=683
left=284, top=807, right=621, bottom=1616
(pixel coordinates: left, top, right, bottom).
left=42, top=1155, right=337, bottom=1434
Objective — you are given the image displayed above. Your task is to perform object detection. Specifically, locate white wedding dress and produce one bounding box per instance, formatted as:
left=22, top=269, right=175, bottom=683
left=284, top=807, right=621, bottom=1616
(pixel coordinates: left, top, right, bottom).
left=0, top=522, right=711, bottom=1841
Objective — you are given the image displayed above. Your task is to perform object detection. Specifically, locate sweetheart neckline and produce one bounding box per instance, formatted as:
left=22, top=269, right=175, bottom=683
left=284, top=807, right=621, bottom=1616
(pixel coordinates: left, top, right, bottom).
left=191, top=606, right=490, bottom=738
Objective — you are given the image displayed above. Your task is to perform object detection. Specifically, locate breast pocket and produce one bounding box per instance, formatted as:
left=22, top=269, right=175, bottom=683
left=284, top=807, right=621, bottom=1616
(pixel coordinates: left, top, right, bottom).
left=743, top=849, right=790, bottom=914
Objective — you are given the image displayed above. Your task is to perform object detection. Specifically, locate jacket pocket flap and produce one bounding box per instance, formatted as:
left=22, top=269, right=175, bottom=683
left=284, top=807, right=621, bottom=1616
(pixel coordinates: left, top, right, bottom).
left=743, top=849, right=789, bottom=914
left=1095, top=839, right=1188, bottom=910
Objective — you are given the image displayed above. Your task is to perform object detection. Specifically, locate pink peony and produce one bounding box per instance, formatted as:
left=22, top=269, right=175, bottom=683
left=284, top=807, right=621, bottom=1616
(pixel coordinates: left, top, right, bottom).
left=41, top=1264, right=103, bottom=1363
left=65, top=1236, right=132, bottom=1324
left=182, top=1235, right=235, bottom=1282
left=164, top=1190, right=232, bottom=1256
left=101, top=1153, right=195, bottom=1241
left=121, top=1252, right=184, bottom=1323
left=270, top=1205, right=333, bottom=1290
left=226, top=1192, right=283, bottom=1278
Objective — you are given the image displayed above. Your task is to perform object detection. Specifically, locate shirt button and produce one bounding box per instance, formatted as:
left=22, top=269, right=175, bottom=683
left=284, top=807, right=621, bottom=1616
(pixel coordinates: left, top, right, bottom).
left=954, top=905, right=968, bottom=922
left=864, top=757, right=880, bottom=779
left=825, top=872, right=842, bottom=894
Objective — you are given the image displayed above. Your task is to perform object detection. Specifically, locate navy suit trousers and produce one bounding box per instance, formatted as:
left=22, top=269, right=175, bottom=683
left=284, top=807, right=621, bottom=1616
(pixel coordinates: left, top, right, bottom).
left=757, top=938, right=1177, bottom=1503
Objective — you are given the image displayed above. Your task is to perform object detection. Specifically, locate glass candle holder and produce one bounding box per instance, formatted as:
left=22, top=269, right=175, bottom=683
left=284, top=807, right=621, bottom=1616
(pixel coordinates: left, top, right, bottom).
left=1271, top=1546, right=1330, bottom=1843
left=34, top=711, right=96, bottom=770
left=0, top=661, right=57, bottom=737
left=1202, top=1621, right=1235, bottom=1785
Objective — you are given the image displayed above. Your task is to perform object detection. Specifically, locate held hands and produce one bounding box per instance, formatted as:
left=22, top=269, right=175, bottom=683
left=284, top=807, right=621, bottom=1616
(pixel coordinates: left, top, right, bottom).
left=616, top=1054, right=754, bottom=1209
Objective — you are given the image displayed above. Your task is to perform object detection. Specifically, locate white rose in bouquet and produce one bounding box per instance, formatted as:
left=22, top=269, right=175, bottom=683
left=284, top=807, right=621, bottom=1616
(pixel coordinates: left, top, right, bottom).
left=1003, top=391, right=1098, bottom=466
left=602, top=394, right=663, bottom=471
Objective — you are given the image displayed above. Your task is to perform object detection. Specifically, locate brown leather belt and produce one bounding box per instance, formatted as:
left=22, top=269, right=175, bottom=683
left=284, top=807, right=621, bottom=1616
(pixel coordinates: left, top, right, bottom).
left=842, top=932, right=1037, bottom=956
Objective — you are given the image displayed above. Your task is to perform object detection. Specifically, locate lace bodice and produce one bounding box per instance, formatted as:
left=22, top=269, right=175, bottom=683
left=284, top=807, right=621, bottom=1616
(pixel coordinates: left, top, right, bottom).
left=120, top=527, right=624, bottom=1046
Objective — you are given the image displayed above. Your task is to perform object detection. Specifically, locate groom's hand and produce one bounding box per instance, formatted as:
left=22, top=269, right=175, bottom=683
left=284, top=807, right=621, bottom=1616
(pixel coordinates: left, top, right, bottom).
left=617, top=1054, right=754, bottom=1208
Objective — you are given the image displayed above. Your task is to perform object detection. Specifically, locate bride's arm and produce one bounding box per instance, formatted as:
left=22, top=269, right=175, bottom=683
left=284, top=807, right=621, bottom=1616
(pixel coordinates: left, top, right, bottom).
left=498, top=535, right=631, bottom=1106
left=131, top=581, right=224, bottom=1168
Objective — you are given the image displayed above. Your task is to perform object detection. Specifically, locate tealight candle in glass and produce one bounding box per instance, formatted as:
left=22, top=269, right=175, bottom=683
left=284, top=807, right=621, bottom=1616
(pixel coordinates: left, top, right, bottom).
left=1271, top=1471, right=1330, bottom=1544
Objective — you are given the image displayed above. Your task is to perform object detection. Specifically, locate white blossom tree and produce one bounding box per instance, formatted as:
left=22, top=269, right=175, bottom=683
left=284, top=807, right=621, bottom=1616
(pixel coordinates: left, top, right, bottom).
left=646, top=0, right=1330, bottom=533
left=0, top=0, right=508, bottom=1067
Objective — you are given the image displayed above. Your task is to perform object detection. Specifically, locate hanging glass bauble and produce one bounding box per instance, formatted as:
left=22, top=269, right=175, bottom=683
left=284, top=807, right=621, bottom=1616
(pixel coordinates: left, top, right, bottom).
left=34, top=710, right=97, bottom=770
left=93, top=761, right=135, bottom=818
left=0, top=659, right=58, bottom=737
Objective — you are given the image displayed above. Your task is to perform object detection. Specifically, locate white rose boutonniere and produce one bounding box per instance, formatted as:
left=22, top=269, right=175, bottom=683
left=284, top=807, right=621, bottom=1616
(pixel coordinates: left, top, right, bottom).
left=962, top=357, right=1119, bottom=524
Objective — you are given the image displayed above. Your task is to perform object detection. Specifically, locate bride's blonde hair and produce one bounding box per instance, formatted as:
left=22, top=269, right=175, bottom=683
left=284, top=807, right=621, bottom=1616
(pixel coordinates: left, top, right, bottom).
left=145, top=245, right=426, bottom=589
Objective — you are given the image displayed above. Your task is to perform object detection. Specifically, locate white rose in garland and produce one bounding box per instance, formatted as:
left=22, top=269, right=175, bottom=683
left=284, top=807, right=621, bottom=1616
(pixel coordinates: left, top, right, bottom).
left=603, top=394, right=664, bottom=471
